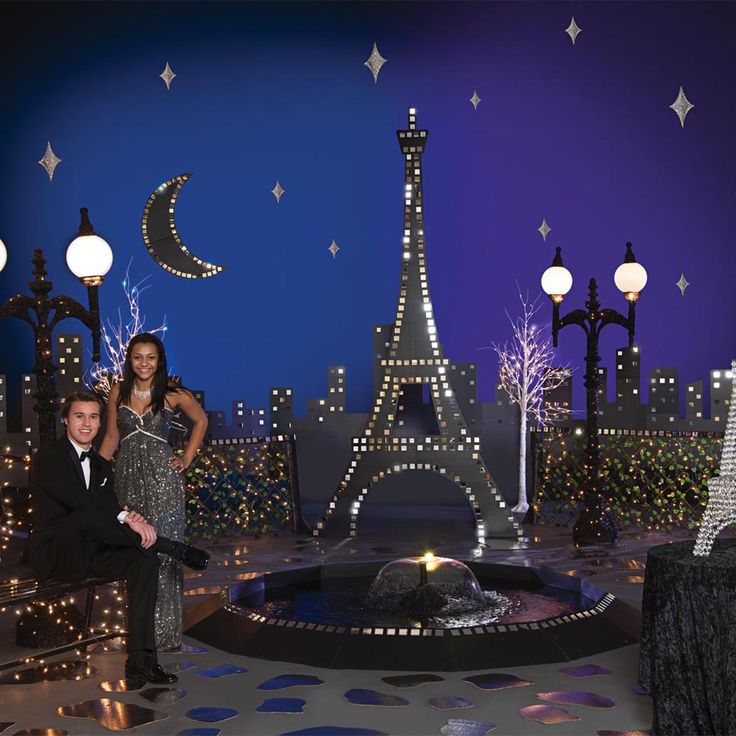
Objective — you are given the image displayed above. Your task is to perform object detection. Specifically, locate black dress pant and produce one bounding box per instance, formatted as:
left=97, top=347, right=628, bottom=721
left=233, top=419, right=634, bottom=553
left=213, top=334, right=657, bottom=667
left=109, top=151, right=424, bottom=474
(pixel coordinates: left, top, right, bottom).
left=49, top=504, right=159, bottom=652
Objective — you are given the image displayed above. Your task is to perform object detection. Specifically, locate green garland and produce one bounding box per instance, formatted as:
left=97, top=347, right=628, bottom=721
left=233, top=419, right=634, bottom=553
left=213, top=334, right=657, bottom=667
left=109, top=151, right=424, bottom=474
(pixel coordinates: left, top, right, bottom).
left=183, top=440, right=297, bottom=540
left=533, top=430, right=722, bottom=531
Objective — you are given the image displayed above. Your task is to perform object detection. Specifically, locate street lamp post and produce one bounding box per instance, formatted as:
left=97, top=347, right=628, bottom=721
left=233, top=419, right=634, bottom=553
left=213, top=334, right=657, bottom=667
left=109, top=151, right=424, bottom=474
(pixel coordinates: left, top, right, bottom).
left=541, top=243, right=647, bottom=546
left=0, top=209, right=113, bottom=446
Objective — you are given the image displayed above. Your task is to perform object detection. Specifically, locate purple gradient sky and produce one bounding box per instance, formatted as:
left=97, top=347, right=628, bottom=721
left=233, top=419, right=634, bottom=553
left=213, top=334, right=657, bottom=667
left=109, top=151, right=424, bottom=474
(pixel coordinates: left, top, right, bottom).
left=0, top=2, right=735, bottom=421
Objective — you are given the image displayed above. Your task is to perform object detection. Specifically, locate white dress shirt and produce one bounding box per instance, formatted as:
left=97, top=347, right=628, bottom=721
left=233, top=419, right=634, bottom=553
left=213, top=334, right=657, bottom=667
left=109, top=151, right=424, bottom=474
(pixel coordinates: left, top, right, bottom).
left=68, top=437, right=128, bottom=523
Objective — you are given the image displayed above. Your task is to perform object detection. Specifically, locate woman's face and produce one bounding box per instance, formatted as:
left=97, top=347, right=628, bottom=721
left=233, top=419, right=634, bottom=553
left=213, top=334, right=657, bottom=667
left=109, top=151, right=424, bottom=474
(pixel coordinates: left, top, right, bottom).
left=130, top=342, right=159, bottom=383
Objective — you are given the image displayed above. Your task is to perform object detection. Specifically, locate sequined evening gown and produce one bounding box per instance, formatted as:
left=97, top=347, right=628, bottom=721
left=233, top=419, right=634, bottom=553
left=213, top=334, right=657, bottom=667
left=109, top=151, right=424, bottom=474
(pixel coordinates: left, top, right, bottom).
left=115, top=405, right=184, bottom=650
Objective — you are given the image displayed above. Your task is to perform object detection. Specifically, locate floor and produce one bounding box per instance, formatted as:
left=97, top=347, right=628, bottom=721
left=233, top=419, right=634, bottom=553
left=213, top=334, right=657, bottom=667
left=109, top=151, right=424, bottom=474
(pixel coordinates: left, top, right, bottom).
left=0, top=523, right=673, bottom=736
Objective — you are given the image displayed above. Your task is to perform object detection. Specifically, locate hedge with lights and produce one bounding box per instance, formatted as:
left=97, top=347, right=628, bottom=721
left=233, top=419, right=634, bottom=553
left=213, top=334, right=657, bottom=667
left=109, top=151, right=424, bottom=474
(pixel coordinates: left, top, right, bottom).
left=183, top=438, right=297, bottom=540
left=532, top=428, right=722, bottom=531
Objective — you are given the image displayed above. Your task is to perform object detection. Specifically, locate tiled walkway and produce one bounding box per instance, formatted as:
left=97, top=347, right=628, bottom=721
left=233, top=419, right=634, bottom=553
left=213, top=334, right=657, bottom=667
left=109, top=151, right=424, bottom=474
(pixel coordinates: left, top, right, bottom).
left=0, top=524, right=670, bottom=735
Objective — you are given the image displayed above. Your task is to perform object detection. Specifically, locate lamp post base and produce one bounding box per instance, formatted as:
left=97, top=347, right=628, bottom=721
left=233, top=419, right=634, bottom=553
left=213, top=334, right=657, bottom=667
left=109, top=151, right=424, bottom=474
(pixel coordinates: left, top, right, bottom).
left=572, top=494, right=618, bottom=547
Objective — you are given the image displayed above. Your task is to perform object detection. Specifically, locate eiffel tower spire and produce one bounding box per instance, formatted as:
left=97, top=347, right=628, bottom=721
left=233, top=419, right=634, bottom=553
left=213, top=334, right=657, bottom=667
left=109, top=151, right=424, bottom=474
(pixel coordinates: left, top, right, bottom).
left=315, top=108, right=520, bottom=544
left=390, top=107, right=440, bottom=361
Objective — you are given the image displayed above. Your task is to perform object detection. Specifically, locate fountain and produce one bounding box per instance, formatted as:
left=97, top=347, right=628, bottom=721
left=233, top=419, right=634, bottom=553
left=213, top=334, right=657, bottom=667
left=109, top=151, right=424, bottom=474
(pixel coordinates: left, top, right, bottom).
left=185, top=551, right=640, bottom=670
left=364, top=554, right=513, bottom=626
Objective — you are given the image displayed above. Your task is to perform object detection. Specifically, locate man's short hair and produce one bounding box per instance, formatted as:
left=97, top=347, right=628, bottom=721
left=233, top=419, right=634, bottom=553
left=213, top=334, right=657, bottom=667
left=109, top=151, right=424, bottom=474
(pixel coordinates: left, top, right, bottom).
left=61, top=390, right=104, bottom=419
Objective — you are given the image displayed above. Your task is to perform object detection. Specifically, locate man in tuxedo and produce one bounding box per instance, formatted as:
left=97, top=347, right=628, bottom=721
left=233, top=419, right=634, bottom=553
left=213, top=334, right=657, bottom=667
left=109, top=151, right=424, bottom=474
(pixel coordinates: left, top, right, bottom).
left=29, top=389, right=209, bottom=685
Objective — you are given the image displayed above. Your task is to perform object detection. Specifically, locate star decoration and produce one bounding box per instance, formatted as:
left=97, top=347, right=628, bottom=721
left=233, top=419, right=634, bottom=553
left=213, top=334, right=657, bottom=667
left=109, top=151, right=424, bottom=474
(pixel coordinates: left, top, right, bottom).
left=160, top=62, right=176, bottom=90
left=364, top=43, right=387, bottom=84
left=38, top=142, right=61, bottom=181
left=676, top=273, right=690, bottom=296
left=271, top=180, right=285, bottom=203
left=470, top=91, right=481, bottom=110
left=328, top=240, right=340, bottom=258
left=537, top=218, right=551, bottom=241
left=669, top=85, right=694, bottom=128
left=565, top=17, right=582, bottom=45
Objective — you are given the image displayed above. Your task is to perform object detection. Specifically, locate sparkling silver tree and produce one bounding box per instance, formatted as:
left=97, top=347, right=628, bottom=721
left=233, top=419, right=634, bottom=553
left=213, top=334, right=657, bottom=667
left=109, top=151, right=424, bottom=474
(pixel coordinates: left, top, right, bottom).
left=88, top=264, right=168, bottom=398
left=493, top=290, right=572, bottom=515
left=694, top=359, right=736, bottom=556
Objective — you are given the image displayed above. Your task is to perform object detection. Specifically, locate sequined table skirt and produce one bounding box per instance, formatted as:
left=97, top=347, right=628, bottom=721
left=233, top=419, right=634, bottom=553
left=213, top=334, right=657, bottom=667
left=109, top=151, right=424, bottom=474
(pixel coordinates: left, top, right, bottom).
left=639, top=538, right=736, bottom=736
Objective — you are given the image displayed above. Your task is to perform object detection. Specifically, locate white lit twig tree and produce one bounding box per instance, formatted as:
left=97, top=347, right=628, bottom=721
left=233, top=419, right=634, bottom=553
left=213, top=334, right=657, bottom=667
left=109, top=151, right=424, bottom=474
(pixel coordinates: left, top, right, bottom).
left=88, top=264, right=167, bottom=398
left=493, top=290, right=572, bottom=515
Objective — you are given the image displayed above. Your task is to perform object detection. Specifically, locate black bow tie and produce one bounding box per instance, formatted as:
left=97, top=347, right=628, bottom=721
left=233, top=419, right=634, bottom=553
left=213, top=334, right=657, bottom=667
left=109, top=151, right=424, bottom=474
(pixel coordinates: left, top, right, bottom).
left=79, top=449, right=93, bottom=462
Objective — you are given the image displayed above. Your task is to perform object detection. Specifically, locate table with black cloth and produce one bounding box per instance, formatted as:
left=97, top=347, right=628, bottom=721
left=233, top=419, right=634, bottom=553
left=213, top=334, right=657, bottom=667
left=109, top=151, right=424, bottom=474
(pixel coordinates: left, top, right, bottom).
left=639, top=538, right=736, bottom=736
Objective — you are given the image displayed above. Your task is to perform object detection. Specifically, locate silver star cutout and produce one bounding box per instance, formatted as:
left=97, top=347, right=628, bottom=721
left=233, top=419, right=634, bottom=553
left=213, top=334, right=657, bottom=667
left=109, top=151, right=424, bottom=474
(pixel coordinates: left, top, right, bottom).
left=565, top=17, right=582, bottom=45
left=38, top=142, right=61, bottom=181
left=537, top=218, right=551, bottom=241
left=364, top=43, right=387, bottom=84
left=676, top=273, right=690, bottom=296
left=328, top=240, right=340, bottom=258
left=469, top=91, right=481, bottom=110
left=160, top=62, right=176, bottom=90
left=271, top=180, right=285, bottom=203
left=669, top=85, right=694, bottom=128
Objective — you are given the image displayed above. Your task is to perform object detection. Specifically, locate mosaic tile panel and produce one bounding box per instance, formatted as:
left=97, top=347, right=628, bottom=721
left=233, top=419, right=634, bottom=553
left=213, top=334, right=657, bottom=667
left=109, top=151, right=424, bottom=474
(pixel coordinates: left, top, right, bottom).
left=537, top=691, right=615, bottom=708
left=185, top=707, right=239, bottom=723
left=520, top=704, right=580, bottom=724
left=344, top=689, right=410, bottom=707
left=463, top=673, right=533, bottom=690
left=559, top=664, right=613, bottom=677
left=258, top=675, right=324, bottom=690
left=196, top=664, right=248, bottom=679
left=58, top=699, right=168, bottom=730
left=256, top=698, right=306, bottom=713
left=439, top=720, right=497, bottom=736
left=168, top=662, right=198, bottom=673
left=381, top=674, right=444, bottom=688
left=428, top=696, right=474, bottom=710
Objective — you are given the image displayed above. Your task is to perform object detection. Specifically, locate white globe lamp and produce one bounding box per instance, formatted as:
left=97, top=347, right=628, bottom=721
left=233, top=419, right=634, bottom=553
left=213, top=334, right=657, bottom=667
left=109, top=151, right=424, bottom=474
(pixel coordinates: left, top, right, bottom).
left=541, top=247, right=573, bottom=303
left=66, top=208, right=113, bottom=286
left=614, top=242, right=647, bottom=301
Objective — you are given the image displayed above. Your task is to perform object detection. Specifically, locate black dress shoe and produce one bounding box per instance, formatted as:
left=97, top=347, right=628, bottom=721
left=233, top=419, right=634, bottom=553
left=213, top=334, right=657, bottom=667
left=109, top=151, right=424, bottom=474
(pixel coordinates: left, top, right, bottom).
left=169, top=542, right=210, bottom=571
left=125, top=656, right=178, bottom=684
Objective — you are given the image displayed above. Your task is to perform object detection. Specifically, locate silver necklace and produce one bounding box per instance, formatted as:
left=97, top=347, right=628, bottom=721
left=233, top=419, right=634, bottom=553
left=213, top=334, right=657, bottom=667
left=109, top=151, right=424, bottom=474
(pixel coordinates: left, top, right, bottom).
left=133, top=386, right=151, bottom=401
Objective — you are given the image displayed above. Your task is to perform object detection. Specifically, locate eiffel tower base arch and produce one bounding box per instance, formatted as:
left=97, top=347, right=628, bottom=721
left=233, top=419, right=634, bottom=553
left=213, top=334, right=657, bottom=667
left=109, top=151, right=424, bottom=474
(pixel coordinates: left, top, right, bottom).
left=315, top=445, right=522, bottom=545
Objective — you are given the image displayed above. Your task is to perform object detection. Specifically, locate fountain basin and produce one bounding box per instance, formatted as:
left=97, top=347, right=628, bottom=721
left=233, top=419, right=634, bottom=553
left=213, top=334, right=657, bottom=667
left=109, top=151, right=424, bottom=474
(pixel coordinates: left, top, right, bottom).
left=185, top=561, right=640, bottom=670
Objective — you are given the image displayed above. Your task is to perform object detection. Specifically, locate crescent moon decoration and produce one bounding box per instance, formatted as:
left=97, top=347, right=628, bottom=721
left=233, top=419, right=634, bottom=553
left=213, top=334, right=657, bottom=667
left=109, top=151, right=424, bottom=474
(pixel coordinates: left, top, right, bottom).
left=141, top=173, right=227, bottom=279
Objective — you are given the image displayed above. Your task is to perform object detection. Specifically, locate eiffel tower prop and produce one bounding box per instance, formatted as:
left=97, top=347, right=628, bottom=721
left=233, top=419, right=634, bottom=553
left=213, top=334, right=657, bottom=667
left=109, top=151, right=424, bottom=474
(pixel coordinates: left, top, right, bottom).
left=315, top=108, right=521, bottom=545
left=694, top=359, right=736, bottom=556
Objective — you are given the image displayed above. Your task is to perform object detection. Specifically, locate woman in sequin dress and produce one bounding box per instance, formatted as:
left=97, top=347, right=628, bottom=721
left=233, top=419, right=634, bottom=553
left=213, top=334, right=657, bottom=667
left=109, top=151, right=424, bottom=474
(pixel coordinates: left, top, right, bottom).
left=100, top=333, right=207, bottom=651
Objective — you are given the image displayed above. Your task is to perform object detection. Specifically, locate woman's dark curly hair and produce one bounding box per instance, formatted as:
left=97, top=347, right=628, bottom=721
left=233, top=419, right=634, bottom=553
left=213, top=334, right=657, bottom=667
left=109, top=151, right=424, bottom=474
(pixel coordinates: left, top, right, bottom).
left=117, top=332, right=177, bottom=414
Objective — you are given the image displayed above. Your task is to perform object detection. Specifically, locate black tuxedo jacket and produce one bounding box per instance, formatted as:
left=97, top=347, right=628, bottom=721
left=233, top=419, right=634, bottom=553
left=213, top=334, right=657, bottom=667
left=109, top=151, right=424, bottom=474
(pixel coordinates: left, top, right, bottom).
left=29, top=437, right=120, bottom=581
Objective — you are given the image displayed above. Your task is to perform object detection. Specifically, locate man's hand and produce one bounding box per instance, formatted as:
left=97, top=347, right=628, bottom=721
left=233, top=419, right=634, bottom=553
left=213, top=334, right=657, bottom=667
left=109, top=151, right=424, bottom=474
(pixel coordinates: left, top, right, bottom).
left=124, top=516, right=157, bottom=549
left=122, top=506, right=147, bottom=525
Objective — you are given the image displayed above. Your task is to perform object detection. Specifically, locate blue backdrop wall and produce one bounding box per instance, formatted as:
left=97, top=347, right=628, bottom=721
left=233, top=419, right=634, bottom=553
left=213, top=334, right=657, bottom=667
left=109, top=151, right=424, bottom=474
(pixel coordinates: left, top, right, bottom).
left=1, top=1, right=734, bottom=422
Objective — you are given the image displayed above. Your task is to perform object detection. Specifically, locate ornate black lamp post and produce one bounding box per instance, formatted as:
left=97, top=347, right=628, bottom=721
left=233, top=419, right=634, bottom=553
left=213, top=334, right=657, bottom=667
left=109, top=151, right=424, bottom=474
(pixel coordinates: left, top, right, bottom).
left=541, top=243, right=647, bottom=546
left=0, top=209, right=112, bottom=446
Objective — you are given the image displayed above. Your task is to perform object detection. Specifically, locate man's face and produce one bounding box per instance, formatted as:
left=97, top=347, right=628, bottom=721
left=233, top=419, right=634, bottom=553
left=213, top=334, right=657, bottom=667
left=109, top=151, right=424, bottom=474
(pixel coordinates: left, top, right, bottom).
left=64, top=401, right=101, bottom=449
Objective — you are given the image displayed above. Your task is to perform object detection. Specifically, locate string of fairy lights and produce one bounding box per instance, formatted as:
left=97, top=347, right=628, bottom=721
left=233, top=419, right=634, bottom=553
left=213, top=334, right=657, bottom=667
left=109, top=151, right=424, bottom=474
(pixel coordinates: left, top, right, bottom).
left=1, top=440, right=297, bottom=649
left=184, top=440, right=296, bottom=539
left=533, top=427, right=722, bottom=531
left=1, top=452, right=31, bottom=561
